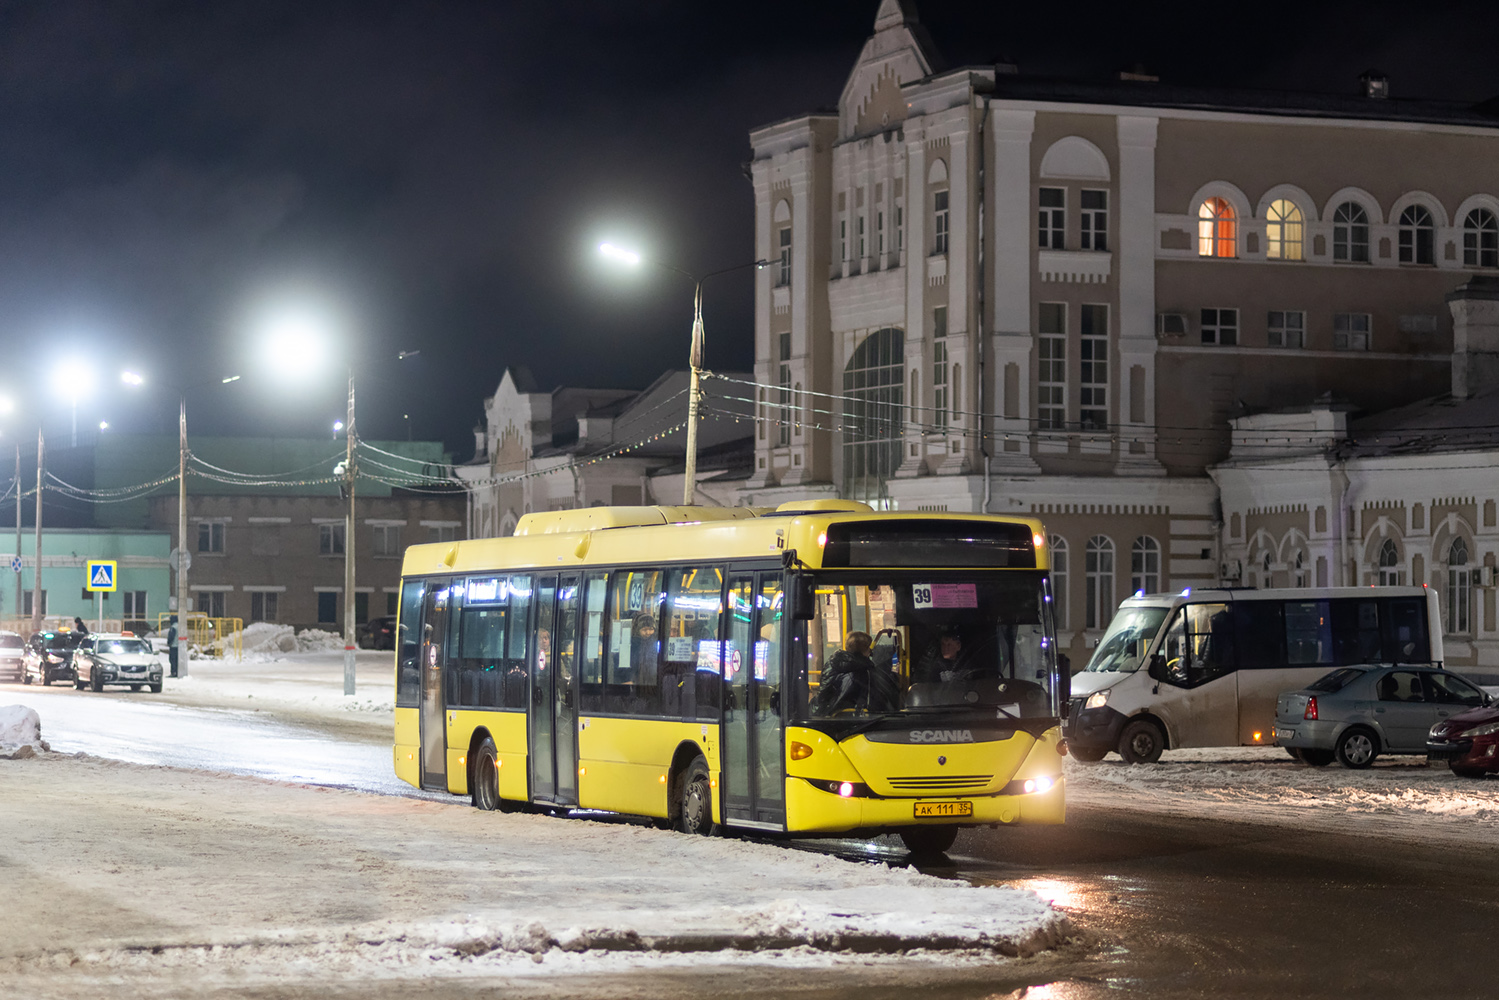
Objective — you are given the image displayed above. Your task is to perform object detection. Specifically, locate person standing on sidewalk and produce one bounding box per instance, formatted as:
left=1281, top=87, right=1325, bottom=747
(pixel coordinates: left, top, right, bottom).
left=166, top=616, right=179, bottom=678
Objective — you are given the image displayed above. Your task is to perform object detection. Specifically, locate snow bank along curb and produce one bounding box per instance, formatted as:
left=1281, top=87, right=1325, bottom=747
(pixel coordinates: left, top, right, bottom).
left=0, top=705, right=49, bottom=758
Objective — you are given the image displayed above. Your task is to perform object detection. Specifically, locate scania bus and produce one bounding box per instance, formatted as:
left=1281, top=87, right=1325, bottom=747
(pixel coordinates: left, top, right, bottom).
left=1065, top=586, right=1442, bottom=763
left=393, top=500, right=1067, bottom=853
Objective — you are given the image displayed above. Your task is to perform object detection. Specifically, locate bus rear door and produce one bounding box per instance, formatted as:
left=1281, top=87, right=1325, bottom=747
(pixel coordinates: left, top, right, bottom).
left=418, top=581, right=451, bottom=791
left=528, top=574, right=580, bottom=807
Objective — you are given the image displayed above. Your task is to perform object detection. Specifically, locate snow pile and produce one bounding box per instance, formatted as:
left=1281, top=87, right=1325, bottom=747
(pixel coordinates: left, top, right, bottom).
left=1066, top=747, right=1499, bottom=842
left=0, top=704, right=49, bottom=756
left=296, top=628, right=346, bottom=652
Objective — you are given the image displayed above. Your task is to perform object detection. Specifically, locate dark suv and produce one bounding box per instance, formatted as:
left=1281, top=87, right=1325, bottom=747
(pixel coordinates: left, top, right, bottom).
left=23, top=630, right=82, bottom=686
left=358, top=615, right=398, bottom=650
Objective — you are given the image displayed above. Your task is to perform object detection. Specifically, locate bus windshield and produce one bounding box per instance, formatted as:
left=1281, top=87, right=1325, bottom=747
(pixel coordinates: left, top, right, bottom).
left=796, top=572, right=1057, bottom=721
left=1085, top=606, right=1170, bottom=673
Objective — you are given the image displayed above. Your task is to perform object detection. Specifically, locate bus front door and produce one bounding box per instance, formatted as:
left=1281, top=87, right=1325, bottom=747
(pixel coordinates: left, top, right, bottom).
left=721, top=573, right=786, bottom=830
left=528, top=574, right=580, bottom=807
left=419, top=580, right=451, bottom=791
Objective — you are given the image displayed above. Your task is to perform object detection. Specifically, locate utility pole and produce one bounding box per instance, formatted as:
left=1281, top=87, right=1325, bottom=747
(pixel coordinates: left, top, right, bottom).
left=30, top=429, right=43, bottom=633
left=343, top=371, right=357, bottom=696
left=14, top=443, right=21, bottom=619
left=176, top=397, right=190, bottom=678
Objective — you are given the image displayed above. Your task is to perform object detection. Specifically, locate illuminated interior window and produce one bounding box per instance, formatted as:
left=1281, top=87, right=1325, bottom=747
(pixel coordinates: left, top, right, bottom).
left=1197, top=197, right=1237, bottom=258
left=1265, top=199, right=1303, bottom=260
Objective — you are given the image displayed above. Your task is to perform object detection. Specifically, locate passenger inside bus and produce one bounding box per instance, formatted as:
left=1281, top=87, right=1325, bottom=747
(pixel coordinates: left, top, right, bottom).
left=814, top=631, right=899, bottom=714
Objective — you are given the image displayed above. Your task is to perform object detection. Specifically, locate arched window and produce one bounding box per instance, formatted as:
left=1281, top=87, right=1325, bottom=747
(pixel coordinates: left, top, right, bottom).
left=1197, top=197, right=1236, bottom=258
left=1463, top=209, right=1499, bottom=268
left=1398, top=205, right=1434, bottom=265
left=1378, top=538, right=1402, bottom=586
left=1265, top=199, right=1304, bottom=260
left=1085, top=536, right=1115, bottom=629
left=1447, top=538, right=1471, bottom=634
left=1130, top=537, right=1160, bottom=595
left=1333, top=202, right=1370, bottom=262
left=1292, top=550, right=1308, bottom=588
left=1049, top=535, right=1069, bottom=631
left=842, top=328, right=904, bottom=501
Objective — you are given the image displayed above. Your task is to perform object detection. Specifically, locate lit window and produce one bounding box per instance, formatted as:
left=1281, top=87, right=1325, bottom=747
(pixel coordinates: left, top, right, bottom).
left=1332, top=202, right=1370, bottom=263
left=1201, top=308, right=1238, bottom=346
left=1333, top=313, right=1371, bottom=351
left=1267, top=310, right=1305, bottom=349
left=1463, top=208, right=1498, bottom=268
left=1197, top=197, right=1236, bottom=258
left=1265, top=199, right=1303, bottom=260
left=1038, top=188, right=1065, bottom=249
left=1398, top=205, right=1434, bottom=265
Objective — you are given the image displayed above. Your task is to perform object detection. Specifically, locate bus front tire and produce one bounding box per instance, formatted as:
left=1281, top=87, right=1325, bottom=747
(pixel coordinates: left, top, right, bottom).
left=1335, top=727, right=1378, bottom=769
left=677, top=756, right=713, bottom=835
left=472, top=738, right=501, bottom=812
left=1118, top=720, right=1165, bottom=764
left=1068, top=745, right=1108, bottom=764
left=900, top=825, right=959, bottom=856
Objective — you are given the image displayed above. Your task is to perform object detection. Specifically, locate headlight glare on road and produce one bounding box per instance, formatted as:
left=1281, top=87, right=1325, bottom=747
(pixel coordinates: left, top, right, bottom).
left=1084, top=690, right=1109, bottom=710
left=1459, top=721, right=1499, bottom=738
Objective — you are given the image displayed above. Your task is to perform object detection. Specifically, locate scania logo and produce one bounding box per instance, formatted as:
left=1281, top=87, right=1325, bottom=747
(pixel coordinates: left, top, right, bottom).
left=909, top=729, right=975, bottom=743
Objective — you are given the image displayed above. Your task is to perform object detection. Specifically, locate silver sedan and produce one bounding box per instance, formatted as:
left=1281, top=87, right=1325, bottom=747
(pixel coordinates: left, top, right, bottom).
left=1274, top=665, right=1491, bottom=768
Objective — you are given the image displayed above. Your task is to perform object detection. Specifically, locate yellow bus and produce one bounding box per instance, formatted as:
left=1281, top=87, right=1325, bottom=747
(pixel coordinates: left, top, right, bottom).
left=393, top=500, right=1066, bottom=853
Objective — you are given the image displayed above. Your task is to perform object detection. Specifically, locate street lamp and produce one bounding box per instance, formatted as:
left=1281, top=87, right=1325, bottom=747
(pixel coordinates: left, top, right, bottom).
left=597, top=242, right=767, bottom=505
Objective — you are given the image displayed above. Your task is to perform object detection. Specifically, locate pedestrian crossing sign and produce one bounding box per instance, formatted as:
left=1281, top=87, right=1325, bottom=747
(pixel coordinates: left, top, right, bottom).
left=86, top=560, right=118, bottom=593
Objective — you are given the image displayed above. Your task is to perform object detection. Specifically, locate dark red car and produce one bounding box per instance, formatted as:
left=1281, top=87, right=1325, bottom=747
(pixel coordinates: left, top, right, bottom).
left=1427, top=702, right=1499, bottom=778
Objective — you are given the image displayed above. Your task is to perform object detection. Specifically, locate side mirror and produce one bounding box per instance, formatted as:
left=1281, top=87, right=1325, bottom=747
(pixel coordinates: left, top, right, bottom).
left=1056, top=661, right=1071, bottom=704
left=1147, top=653, right=1167, bottom=681
left=791, top=574, right=816, bottom=620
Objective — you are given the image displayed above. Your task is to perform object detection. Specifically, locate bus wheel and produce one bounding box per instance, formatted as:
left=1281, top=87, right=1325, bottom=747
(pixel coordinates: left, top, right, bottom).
left=677, top=756, right=713, bottom=835
left=1068, top=745, right=1108, bottom=764
left=1335, top=727, right=1378, bottom=769
left=899, top=825, right=959, bottom=856
left=1118, top=720, right=1164, bottom=764
left=471, top=738, right=501, bottom=812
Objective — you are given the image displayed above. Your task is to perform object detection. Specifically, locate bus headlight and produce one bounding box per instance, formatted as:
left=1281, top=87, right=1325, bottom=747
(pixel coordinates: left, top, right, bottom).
left=1084, top=690, right=1109, bottom=710
left=1022, top=776, right=1054, bottom=795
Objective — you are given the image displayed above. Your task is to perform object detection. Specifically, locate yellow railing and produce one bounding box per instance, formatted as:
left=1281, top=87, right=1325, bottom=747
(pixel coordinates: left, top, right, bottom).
left=155, top=612, right=244, bottom=661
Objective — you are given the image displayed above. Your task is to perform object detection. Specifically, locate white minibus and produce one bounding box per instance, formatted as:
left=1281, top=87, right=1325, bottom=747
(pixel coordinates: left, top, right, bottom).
left=1064, top=587, right=1442, bottom=763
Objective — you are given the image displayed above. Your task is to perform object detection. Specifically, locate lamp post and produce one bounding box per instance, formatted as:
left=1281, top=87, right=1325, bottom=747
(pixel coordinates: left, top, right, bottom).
left=597, top=243, right=767, bottom=505
left=342, top=371, right=356, bottom=697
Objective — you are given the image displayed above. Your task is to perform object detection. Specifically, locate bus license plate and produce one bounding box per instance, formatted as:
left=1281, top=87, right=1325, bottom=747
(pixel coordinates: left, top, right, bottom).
left=914, top=801, right=972, bottom=818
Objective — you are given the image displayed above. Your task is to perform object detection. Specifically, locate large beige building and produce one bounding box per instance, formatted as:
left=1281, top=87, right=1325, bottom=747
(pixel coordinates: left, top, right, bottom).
left=741, top=0, right=1499, bottom=668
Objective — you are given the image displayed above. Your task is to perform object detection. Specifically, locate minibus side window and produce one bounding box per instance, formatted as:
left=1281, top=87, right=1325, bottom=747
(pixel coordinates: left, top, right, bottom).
left=1160, top=603, right=1233, bottom=687
left=1285, top=601, right=1333, bottom=665
left=1381, top=598, right=1428, bottom=663
left=1330, top=599, right=1382, bottom=666
left=1233, top=601, right=1285, bottom=669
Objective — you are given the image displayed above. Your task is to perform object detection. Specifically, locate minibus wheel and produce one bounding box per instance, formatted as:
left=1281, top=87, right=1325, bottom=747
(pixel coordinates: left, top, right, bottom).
left=1118, top=719, right=1165, bottom=764
left=471, top=737, right=501, bottom=811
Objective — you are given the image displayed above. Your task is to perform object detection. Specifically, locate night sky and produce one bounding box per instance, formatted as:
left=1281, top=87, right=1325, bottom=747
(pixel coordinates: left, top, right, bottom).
left=3, top=0, right=1498, bottom=459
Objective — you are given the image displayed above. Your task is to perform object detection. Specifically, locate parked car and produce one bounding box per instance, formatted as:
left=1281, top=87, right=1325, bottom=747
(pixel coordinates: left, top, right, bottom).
left=72, top=633, right=163, bottom=693
left=0, top=630, right=23, bottom=682
left=22, top=630, right=82, bottom=686
left=1427, top=702, right=1499, bottom=778
left=358, top=615, right=398, bottom=650
left=1275, top=665, right=1491, bottom=768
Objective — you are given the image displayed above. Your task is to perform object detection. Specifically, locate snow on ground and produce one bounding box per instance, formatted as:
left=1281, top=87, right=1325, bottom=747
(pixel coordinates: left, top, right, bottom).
left=0, top=704, right=48, bottom=756
left=0, top=755, right=1068, bottom=996
left=1065, top=745, right=1499, bottom=844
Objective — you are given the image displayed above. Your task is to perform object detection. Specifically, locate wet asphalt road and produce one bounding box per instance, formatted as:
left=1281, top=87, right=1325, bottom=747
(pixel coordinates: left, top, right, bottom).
left=5, top=680, right=1495, bottom=998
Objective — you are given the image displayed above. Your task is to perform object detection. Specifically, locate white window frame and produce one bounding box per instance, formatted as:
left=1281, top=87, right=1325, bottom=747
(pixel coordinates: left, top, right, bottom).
left=1265, top=199, right=1304, bottom=261
left=1332, top=202, right=1370, bottom=263
left=1038, top=303, right=1066, bottom=430
left=1085, top=536, right=1115, bottom=630
left=1039, top=187, right=1065, bottom=250
left=1201, top=307, right=1239, bottom=346
left=1398, top=205, right=1434, bottom=265
left=1463, top=209, right=1499, bottom=268
left=1333, top=313, right=1371, bottom=351
left=1080, top=189, right=1107, bottom=251
left=1079, top=304, right=1108, bottom=431
left=1267, top=310, right=1305, bottom=348
left=1131, top=537, right=1160, bottom=595
left=932, top=189, right=949, bottom=255
left=319, top=523, right=345, bottom=556
left=1049, top=536, right=1069, bottom=631
left=776, top=226, right=791, bottom=286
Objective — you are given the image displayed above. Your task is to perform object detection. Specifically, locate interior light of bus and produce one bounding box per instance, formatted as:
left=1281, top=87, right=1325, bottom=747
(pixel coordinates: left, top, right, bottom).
left=1304, top=697, right=1318, bottom=721
left=789, top=741, right=813, bottom=760
left=838, top=781, right=854, bottom=798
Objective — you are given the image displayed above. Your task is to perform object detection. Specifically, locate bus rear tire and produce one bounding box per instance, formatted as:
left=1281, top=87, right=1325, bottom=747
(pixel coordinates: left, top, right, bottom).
left=1118, top=719, right=1165, bottom=764
left=471, top=738, right=501, bottom=812
left=677, top=756, right=713, bottom=835
left=899, top=825, right=959, bottom=856
left=1068, top=745, right=1108, bottom=764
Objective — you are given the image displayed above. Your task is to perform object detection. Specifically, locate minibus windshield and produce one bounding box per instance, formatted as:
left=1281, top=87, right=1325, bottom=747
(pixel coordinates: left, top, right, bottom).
left=1084, top=606, right=1170, bottom=672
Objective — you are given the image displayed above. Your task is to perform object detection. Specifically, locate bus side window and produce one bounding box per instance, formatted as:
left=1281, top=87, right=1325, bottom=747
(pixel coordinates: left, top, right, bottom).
left=662, top=566, right=725, bottom=722
left=1284, top=601, right=1332, bottom=665
left=503, top=576, right=532, bottom=709
left=1330, top=600, right=1381, bottom=666
left=1233, top=601, right=1285, bottom=669
left=1161, top=603, right=1232, bottom=686
left=606, top=570, right=664, bottom=717
left=578, top=572, right=609, bottom=714
left=1382, top=598, right=1427, bottom=663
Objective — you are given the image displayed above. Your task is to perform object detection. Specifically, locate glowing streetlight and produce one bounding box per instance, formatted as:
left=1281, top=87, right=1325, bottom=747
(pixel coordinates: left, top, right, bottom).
left=98, top=421, right=109, bottom=431
left=120, top=371, right=144, bottom=387
left=597, top=241, right=767, bottom=505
